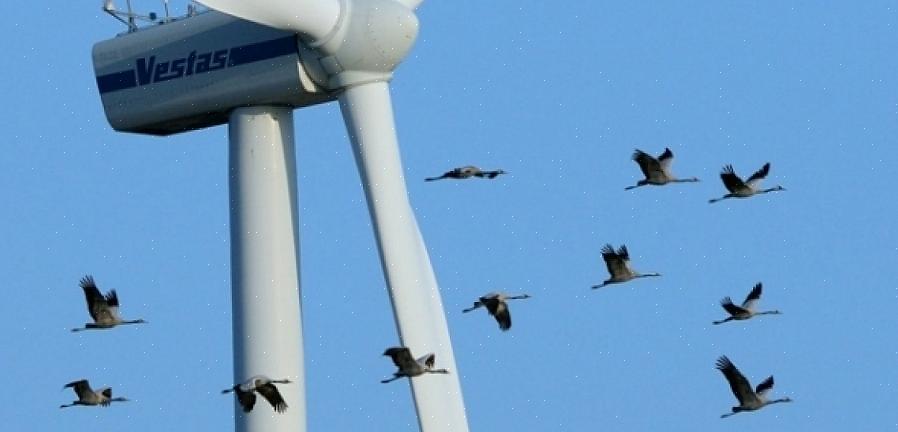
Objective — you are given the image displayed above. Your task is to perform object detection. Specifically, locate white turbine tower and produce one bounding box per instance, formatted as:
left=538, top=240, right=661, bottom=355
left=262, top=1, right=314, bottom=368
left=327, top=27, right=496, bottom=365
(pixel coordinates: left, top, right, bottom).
left=91, top=0, right=467, bottom=431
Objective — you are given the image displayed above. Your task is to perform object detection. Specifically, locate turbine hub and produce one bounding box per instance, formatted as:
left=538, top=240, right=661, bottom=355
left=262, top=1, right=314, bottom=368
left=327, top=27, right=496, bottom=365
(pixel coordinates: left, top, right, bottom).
left=301, top=0, right=419, bottom=90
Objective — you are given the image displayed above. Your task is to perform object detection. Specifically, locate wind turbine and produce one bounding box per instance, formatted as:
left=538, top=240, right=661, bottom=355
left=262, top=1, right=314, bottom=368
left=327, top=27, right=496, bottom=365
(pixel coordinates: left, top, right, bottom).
left=91, top=0, right=467, bottom=431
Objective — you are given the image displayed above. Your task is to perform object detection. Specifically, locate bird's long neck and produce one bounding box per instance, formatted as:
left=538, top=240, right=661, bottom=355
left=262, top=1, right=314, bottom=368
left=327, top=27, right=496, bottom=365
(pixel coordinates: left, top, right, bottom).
left=122, top=319, right=145, bottom=325
left=673, top=177, right=699, bottom=183
left=426, top=369, right=449, bottom=374
left=508, top=295, right=530, bottom=300
left=758, top=310, right=781, bottom=316
left=766, top=398, right=790, bottom=405
left=635, top=272, right=661, bottom=278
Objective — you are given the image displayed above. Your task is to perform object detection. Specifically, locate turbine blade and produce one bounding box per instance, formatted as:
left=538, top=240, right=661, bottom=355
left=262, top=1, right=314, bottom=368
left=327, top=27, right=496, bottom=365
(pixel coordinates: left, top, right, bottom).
left=195, top=0, right=340, bottom=42
left=339, top=82, right=468, bottom=431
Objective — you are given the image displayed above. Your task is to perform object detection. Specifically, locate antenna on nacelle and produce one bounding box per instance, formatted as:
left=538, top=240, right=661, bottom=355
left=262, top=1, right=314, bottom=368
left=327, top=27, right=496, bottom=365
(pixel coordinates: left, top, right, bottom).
left=102, top=0, right=176, bottom=32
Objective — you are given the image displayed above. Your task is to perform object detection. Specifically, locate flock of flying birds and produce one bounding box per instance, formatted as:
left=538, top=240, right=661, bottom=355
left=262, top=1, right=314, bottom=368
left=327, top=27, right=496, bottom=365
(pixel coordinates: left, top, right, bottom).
left=62, top=275, right=296, bottom=413
left=426, top=149, right=793, bottom=419
left=60, top=149, right=791, bottom=419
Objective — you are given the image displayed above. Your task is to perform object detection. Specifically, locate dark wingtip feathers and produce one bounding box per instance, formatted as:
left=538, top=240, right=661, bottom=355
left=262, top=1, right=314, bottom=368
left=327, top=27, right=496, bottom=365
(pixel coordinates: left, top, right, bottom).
left=79, top=275, right=96, bottom=289
left=382, top=347, right=403, bottom=356
left=715, top=355, right=734, bottom=371
left=616, top=244, right=629, bottom=258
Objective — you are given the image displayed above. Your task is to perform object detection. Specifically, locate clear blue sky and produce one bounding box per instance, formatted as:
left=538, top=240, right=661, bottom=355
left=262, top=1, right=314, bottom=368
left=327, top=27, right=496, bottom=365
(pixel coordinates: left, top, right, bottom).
left=3, top=1, right=897, bottom=430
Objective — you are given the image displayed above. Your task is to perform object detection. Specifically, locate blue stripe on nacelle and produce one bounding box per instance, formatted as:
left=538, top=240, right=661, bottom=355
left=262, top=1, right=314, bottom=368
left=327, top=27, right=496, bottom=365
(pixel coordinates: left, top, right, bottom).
left=227, top=36, right=297, bottom=67
left=96, top=70, right=138, bottom=94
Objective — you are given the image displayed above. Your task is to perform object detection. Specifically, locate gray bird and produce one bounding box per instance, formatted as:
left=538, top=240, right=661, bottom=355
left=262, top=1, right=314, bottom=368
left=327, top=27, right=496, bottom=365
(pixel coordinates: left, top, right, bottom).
left=709, top=163, right=785, bottom=203
left=222, top=375, right=291, bottom=413
left=59, top=379, right=129, bottom=408
left=425, top=166, right=506, bottom=181
left=713, top=283, right=782, bottom=325
left=71, top=275, right=146, bottom=332
left=716, top=356, right=792, bottom=418
left=592, top=244, right=660, bottom=289
left=381, top=347, right=449, bottom=383
left=463, top=292, right=531, bottom=331
left=625, top=148, right=699, bottom=190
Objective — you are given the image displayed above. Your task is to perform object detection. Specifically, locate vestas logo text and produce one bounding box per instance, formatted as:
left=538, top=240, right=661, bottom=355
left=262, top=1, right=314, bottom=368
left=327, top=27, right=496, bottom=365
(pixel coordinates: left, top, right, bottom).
left=136, top=49, right=230, bottom=85
left=96, top=37, right=296, bottom=94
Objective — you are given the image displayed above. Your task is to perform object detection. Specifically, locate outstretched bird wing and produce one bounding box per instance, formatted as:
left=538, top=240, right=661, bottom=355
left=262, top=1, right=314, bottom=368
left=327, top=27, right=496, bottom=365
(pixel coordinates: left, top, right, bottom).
left=417, top=353, right=437, bottom=369
left=64, top=379, right=93, bottom=400
left=479, top=295, right=501, bottom=313
left=79, top=276, right=108, bottom=321
left=257, top=383, right=288, bottom=413
left=657, top=147, right=674, bottom=170
left=719, top=165, right=746, bottom=193
left=98, top=388, right=114, bottom=406
left=755, top=376, right=775, bottom=397
left=632, top=149, right=662, bottom=179
left=720, top=297, right=748, bottom=316
left=482, top=297, right=511, bottom=331
left=741, top=283, right=763, bottom=310
left=601, top=244, right=628, bottom=278
left=716, top=356, right=756, bottom=405
left=745, top=163, right=771, bottom=187
left=616, top=245, right=630, bottom=261
left=384, top=347, right=417, bottom=371
left=104, top=290, right=123, bottom=321
left=235, top=388, right=257, bottom=412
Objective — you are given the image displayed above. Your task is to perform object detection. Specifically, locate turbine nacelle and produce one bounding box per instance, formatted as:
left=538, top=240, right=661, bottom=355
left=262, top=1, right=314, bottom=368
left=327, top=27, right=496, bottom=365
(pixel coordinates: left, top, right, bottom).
left=91, top=11, right=333, bottom=135
left=93, top=0, right=420, bottom=135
